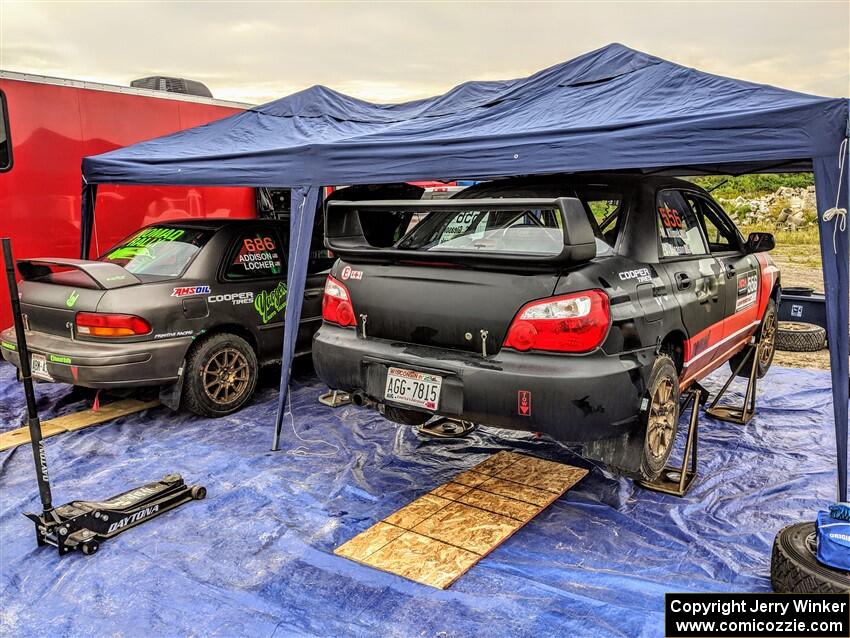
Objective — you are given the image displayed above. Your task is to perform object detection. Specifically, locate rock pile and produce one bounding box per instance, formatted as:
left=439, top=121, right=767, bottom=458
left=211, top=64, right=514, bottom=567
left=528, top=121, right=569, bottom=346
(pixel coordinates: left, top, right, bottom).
left=719, top=186, right=817, bottom=230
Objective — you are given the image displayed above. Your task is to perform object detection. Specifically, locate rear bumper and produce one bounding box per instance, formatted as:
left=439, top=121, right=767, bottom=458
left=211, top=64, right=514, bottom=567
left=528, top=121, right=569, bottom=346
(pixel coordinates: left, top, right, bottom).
left=0, top=327, right=191, bottom=388
left=312, top=324, right=654, bottom=443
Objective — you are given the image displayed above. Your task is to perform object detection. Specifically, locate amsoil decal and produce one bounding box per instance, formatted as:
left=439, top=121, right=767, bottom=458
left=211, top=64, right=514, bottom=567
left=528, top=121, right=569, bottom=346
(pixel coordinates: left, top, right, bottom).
left=172, top=285, right=211, bottom=298
left=518, top=390, right=532, bottom=416
left=107, top=504, right=160, bottom=534
left=341, top=265, right=363, bottom=281
left=254, top=282, right=288, bottom=324
left=735, top=272, right=758, bottom=312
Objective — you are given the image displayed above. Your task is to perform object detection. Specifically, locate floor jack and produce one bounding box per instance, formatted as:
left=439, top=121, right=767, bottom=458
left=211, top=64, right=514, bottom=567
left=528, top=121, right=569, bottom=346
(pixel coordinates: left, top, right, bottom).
left=3, top=238, right=206, bottom=556
left=639, top=342, right=763, bottom=497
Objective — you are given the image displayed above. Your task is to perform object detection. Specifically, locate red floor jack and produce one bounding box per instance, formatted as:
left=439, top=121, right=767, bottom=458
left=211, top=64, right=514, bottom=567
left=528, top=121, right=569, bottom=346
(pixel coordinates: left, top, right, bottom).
left=3, top=238, right=205, bottom=556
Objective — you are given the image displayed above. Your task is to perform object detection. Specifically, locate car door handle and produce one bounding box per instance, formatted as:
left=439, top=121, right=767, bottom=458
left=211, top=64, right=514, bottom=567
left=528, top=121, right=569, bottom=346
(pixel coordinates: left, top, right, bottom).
left=304, top=290, right=323, bottom=300
left=675, top=272, right=691, bottom=290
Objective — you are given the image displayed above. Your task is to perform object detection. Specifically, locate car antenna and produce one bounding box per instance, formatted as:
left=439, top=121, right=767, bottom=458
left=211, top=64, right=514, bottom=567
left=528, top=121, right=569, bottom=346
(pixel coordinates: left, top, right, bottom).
left=2, top=237, right=206, bottom=556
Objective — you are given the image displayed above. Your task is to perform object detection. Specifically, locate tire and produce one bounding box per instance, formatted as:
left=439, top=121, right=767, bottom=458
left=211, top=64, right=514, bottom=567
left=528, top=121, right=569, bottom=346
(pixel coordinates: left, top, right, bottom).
left=182, top=332, right=258, bottom=418
left=382, top=405, right=430, bottom=426
left=775, top=321, right=826, bottom=352
left=638, top=354, right=680, bottom=482
left=729, top=299, right=777, bottom=379
left=771, top=522, right=850, bottom=593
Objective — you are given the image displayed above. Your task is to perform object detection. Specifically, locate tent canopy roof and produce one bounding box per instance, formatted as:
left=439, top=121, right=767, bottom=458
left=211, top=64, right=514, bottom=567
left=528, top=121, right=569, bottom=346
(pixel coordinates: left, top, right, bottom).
left=82, top=43, right=848, bottom=188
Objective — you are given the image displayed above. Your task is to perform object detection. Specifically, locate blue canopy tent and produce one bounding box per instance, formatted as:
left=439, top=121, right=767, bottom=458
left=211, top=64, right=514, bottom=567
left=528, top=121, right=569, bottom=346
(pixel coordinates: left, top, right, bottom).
left=80, top=43, right=849, bottom=499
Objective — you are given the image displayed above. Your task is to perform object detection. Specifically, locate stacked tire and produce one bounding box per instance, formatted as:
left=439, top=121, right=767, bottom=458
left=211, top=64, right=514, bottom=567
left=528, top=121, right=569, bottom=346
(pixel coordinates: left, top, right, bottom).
left=775, top=322, right=826, bottom=352
left=771, top=523, right=850, bottom=593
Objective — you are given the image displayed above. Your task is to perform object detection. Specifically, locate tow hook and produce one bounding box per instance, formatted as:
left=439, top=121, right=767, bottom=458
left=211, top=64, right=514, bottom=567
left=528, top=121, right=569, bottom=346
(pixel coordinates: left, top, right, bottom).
left=480, top=329, right=489, bottom=357
left=360, top=314, right=368, bottom=339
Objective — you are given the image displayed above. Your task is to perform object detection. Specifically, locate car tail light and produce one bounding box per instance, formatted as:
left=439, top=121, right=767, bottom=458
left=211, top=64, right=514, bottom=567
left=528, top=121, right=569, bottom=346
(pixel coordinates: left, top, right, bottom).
left=503, top=290, right=610, bottom=353
left=75, top=312, right=152, bottom=337
left=322, top=275, right=355, bottom=327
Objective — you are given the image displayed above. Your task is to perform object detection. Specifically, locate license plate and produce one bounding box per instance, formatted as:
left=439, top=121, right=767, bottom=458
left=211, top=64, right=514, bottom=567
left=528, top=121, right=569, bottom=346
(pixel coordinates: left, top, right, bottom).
left=384, top=367, right=442, bottom=411
left=30, top=353, right=52, bottom=381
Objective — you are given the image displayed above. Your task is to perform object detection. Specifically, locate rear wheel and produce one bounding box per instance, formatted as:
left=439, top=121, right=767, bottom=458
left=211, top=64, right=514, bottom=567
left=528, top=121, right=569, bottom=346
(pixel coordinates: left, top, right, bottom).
left=729, top=299, right=777, bottom=378
left=638, top=354, right=680, bottom=481
left=183, top=333, right=258, bottom=418
left=382, top=405, right=430, bottom=426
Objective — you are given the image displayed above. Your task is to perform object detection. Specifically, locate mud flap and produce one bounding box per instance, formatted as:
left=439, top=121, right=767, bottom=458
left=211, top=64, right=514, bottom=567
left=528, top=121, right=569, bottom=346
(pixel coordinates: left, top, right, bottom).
left=158, top=363, right=185, bottom=412
left=583, top=425, right=646, bottom=477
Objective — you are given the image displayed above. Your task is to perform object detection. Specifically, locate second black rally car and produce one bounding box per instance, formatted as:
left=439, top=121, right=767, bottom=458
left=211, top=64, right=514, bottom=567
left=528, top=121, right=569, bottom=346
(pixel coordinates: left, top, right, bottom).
left=312, top=173, right=780, bottom=480
left=2, top=217, right=333, bottom=417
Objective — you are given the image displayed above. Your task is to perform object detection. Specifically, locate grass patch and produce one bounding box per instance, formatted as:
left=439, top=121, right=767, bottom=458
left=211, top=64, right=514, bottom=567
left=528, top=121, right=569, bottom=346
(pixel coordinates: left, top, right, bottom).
left=739, top=225, right=820, bottom=245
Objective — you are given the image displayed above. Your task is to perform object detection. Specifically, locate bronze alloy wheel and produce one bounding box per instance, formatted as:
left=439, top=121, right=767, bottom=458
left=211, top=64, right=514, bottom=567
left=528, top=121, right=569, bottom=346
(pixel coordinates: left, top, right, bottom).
left=202, top=347, right=250, bottom=405
left=647, top=377, right=677, bottom=460
left=758, top=309, right=777, bottom=369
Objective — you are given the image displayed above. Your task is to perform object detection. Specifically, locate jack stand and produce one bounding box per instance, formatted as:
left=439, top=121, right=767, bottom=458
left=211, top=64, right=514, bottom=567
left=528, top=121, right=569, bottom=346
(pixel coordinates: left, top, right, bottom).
left=418, top=418, right=477, bottom=438
left=3, top=238, right=205, bottom=557
left=318, top=389, right=352, bottom=408
left=25, top=474, right=205, bottom=555
left=705, top=343, right=760, bottom=425
left=638, top=385, right=706, bottom=497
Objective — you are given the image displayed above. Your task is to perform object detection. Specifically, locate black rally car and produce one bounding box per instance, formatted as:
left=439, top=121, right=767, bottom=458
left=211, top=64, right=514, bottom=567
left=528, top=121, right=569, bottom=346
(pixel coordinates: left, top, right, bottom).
left=312, top=173, right=780, bottom=480
left=1, top=217, right=333, bottom=417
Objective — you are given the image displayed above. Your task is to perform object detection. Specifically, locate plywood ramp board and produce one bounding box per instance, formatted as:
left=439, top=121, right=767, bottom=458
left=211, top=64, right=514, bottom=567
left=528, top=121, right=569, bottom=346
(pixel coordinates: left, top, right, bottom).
left=0, top=399, right=159, bottom=451
left=335, top=451, right=588, bottom=589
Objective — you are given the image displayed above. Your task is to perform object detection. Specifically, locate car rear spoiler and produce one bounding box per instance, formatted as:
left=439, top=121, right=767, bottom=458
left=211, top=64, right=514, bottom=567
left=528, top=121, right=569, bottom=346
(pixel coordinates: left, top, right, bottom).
left=324, top=197, right=597, bottom=268
left=17, top=258, right=142, bottom=290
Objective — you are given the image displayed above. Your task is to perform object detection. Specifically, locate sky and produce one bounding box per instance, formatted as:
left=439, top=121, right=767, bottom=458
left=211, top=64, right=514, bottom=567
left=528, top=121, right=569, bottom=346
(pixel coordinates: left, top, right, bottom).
left=0, top=1, right=847, bottom=106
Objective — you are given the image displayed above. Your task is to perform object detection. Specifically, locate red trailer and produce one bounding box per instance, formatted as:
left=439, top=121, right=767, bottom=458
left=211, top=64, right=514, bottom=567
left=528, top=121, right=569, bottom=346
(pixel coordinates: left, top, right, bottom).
left=0, top=71, right=259, bottom=326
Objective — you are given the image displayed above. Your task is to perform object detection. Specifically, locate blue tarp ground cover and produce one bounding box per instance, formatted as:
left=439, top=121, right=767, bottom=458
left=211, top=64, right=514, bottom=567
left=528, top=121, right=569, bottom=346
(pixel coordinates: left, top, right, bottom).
left=0, top=361, right=840, bottom=638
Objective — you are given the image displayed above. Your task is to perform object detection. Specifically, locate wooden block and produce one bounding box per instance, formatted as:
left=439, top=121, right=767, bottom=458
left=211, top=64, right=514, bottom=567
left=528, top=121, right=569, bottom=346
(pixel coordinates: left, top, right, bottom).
left=0, top=421, right=67, bottom=451
left=430, top=481, right=472, bottom=500
left=0, top=399, right=159, bottom=451
left=49, top=399, right=159, bottom=432
left=335, top=522, right=405, bottom=561
left=383, top=494, right=450, bottom=530
left=362, top=531, right=479, bottom=589
left=335, top=451, right=588, bottom=589
left=475, top=476, right=553, bottom=506
left=457, top=488, right=541, bottom=522
left=412, top=501, right=521, bottom=555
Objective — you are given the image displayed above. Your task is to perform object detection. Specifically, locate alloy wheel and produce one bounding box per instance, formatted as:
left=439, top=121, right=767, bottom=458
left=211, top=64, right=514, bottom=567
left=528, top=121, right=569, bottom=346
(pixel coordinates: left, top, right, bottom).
left=202, top=347, right=250, bottom=405
left=647, top=377, right=676, bottom=460
left=759, top=311, right=777, bottom=368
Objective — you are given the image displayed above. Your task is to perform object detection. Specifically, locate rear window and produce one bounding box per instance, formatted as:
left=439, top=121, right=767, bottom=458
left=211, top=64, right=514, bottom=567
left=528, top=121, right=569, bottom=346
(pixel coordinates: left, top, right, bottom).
left=397, top=206, right=565, bottom=256
left=100, top=226, right=212, bottom=277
